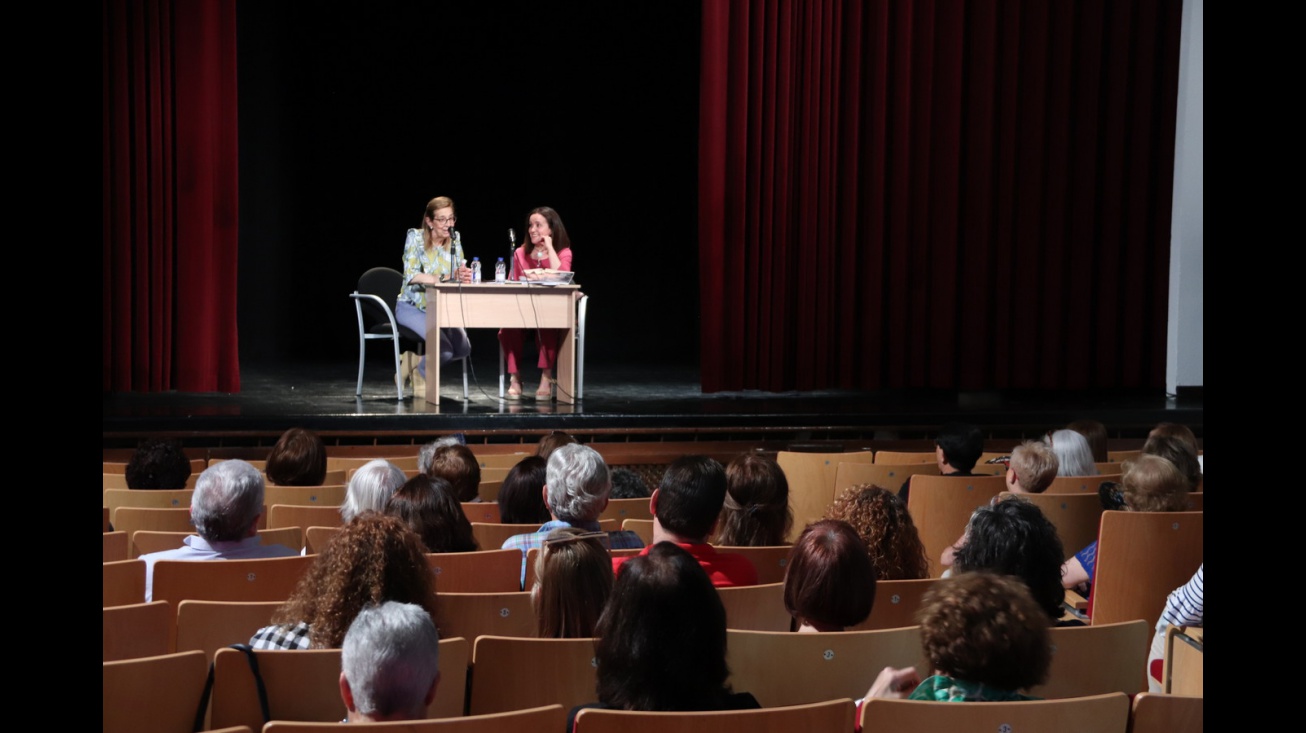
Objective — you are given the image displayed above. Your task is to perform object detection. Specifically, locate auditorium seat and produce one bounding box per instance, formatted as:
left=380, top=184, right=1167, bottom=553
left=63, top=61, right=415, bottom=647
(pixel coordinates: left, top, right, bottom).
left=267, top=503, right=343, bottom=531
left=263, top=484, right=346, bottom=507
left=103, top=530, right=129, bottom=563
left=1032, top=620, right=1149, bottom=699
left=467, top=635, right=598, bottom=715
left=718, top=582, right=791, bottom=631
left=304, top=525, right=340, bottom=554
left=462, top=500, right=501, bottom=523
left=427, top=548, right=523, bottom=592
left=1089, top=511, right=1202, bottom=627
left=131, top=526, right=303, bottom=558
left=437, top=591, right=536, bottom=641
left=104, top=559, right=146, bottom=607
left=848, top=578, right=937, bottom=631
left=904, top=474, right=1007, bottom=577
left=1130, top=693, right=1203, bottom=733
left=860, top=693, right=1129, bottom=733
left=833, top=462, right=939, bottom=496
left=777, top=450, right=875, bottom=542
left=104, top=650, right=208, bottom=733
left=152, top=555, right=313, bottom=606
left=711, top=544, right=793, bottom=584
left=726, top=627, right=926, bottom=707
left=1045, top=474, right=1122, bottom=494
left=574, top=698, right=855, bottom=733
left=998, top=491, right=1103, bottom=561
left=103, top=600, right=174, bottom=661
left=176, top=600, right=282, bottom=662
left=263, top=705, right=565, bottom=733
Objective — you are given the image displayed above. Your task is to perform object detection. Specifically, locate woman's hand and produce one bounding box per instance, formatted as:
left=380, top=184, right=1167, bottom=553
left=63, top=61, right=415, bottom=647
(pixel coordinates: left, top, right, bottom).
left=864, top=666, right=921, bottom=700
left=456, top=265, right=473, bottom=283
left=411, top=273, right=439, bottom=286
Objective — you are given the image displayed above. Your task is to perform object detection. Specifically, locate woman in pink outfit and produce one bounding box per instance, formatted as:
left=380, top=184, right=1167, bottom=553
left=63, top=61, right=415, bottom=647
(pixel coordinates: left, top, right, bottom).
left=500, top=206, right=574, bottom=400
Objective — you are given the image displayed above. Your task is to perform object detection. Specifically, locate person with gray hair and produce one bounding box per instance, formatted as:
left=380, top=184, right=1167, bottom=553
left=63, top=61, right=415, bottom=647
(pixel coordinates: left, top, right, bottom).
left=501, top=444, right=644, bottom=588
left=341, top=459, right=408, bottom=523
left=417, top=436, right=463, bottom=475
left=1043, top=429, right=1099, bottom=477
left=140, top=459, right=298, bottom=601
left=339, top=601, right=441, bottom=723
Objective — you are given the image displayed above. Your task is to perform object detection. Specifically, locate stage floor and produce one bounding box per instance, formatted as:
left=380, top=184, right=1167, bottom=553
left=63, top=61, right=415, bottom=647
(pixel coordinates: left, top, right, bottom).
left=102, top=357, right=1203, bottom=447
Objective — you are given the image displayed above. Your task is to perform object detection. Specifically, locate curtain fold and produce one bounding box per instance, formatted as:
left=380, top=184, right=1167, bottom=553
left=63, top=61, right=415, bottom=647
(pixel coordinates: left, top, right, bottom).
left=699, top=0, right=1182, bottom=392
left=103, top=0, right=240, bottom=393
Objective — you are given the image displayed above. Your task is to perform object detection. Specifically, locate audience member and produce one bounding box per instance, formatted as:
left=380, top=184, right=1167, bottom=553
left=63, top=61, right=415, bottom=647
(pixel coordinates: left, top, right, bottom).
left=824, top=485, right=929, bottom=580
left=937, top=441, right=1060, bottom=571
left=502, top=444, right=644, bottom=587
left=951, top=498, right=1067, bottom=622
left=124, top=438, right=192, bottom=490
left=341, top=459, right=407, bottom=523
left=265, top=427, right=328, bottom=486
left=536, top=430, right=579, bottom=460
left=1147, top=563, right=1202, bottom=692
left=609, top=467, right=652, bottom=499
left=712, top=454, right=793, bottom=546
left=250, top=513, right=438, bottom=649
left=899, top=422, right=985, bottom=502
left=1148, top=422, right=1199, bottom=455
left=385, top=475, right=478, bottom=553
left=1061, top=455, right=1191, bottom=593
left=1142, top=434, right=1202, bottom=492
left=569, top=542, right=759, bottom=730
left=531, top=527, right=613, bottom=638
left=1066, top=419, right=1110, bottom=463
left=864, top=572, right=1051, bottom=703
left=612, top=455, right=758, bottom=587
left=784, top=520, right=876, bottom=632
left=497, top=455, right=551, bottom=524
left=417, top=436, right=463, bottom=475
left=1043, top=429, right=1098, bottom=477
left=141, top=459, right=297, bottom=601
left=425, top=443, right=481, bottom=502
left=339, top=601, right=441, bottom=723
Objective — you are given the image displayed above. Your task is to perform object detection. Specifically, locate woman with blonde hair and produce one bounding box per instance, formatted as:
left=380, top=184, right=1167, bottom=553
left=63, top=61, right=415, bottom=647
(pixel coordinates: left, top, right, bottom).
left=249, top=513, right=438, bottom=649
left=394, top=196, right=472, bottom=393
left=531, top=527, right=613, bottom=638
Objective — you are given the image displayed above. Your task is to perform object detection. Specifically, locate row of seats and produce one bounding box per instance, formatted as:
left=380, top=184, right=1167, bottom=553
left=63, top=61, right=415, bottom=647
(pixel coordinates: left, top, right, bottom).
left=104, top=629, right=1200, bottom=732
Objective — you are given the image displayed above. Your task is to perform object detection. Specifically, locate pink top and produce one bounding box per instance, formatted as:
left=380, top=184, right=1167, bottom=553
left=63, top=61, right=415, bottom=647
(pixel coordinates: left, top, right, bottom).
left=510, top=246, right=573, bottom=281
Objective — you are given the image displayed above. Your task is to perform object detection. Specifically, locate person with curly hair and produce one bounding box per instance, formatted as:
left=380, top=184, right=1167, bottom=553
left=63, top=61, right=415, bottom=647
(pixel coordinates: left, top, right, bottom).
left=249, top=513, right=439, bottom=650
left=712, top=454, right=793, bottom=547
left=952, top=498, right=1067, bottom=622
left=823, top=485, right=929, bottom=580
left=124, top=438, right=193, bottom=490
left=784, top=520, right=876, bottom=632
left=384, top=475, right=479, bottom=554
left=863, top=572, right=1052, bottom=703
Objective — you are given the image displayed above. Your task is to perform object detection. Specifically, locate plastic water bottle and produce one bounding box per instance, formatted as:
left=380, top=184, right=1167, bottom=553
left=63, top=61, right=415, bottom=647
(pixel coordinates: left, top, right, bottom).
left=471, top=257, right=482, bottom=283
left=495, top=257, right=506, bottom=283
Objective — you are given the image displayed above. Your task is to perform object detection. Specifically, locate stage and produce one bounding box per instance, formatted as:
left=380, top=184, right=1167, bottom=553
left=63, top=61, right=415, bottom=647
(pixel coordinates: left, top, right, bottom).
left=101, top=355, right=1203, bottom=451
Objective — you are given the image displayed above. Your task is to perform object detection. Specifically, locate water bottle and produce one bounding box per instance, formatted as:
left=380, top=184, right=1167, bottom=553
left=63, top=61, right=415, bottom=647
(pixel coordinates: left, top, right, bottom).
left=471, top=257, right=482, bottom=283
left=495, top=257, right=506, bottom=283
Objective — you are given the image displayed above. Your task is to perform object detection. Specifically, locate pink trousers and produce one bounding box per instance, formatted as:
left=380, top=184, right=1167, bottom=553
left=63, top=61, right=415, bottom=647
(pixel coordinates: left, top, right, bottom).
left=498, top=328, right=562, bottom=373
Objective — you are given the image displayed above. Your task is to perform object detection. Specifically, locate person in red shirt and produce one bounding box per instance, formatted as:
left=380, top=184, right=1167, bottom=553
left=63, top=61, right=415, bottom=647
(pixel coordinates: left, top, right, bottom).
left=612, top=455, right=759, bottom=587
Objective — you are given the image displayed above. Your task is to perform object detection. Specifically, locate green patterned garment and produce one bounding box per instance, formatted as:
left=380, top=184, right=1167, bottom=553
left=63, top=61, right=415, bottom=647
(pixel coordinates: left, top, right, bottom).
left=908, top=675, right=1040, bottom=702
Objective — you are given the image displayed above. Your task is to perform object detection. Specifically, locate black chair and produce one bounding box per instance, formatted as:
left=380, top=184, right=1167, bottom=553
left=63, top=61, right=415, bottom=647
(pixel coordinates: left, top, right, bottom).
left=350, top=267, right=468, bottom=401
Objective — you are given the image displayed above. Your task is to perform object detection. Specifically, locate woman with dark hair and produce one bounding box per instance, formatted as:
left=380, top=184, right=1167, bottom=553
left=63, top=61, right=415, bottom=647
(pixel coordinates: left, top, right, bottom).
left=425, top=443, right=482, bottom=503
left=536, top=430, right=578, bottom=460
left=864, top=572, right=1052, bottom=702
left=823, top=485, right=929, bottom=580
left=531, top=527, right=613, bottom=638
left=1066, top=419, right=1109, bottom=463
left=712, top=454, right=793, bottom=547
left=394, top=196, right=472, bottom=394
left=783, top=520, right=876, bottom=632
left=951, top=497, right=1066, bottom=622
left=569, top=542, right=759, bottom=730
left=1142, top=434, right=1202, bottom=492
left=500, top=206, right=574, bottom=401
left=265, top=427, right=327, bottom=486
left=125, top=438, right=192, bottom=490
left=497, top=455, right=551, bottom=525
left=385, top=475, right=479, bottom=554
left=249, top=513, right=439, bottom=650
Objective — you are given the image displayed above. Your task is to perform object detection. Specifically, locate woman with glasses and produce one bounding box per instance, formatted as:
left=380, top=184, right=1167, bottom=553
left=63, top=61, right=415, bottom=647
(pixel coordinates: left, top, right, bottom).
left=395, top=196, right=472, bottom=395
left=499, top=205, right=573, bottom=400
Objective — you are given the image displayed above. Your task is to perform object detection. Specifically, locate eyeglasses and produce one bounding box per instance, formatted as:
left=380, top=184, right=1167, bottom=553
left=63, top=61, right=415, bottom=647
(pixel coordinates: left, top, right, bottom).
left=433, top=216, right=457, bottom=225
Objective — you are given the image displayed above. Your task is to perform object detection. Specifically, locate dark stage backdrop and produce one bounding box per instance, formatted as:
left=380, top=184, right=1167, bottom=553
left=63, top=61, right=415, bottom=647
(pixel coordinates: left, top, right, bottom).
left=699, top=0, right=1184, bottom=392
left=237, top=3, right=703, bottom=371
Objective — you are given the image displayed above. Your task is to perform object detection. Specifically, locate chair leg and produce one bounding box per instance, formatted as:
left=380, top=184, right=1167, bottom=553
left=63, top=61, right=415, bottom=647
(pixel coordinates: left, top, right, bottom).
left=391, top=337, right=404, bottom=401
left=498, top=343, right=506, bottom=399
left=461, top=357, right=470, bottom=402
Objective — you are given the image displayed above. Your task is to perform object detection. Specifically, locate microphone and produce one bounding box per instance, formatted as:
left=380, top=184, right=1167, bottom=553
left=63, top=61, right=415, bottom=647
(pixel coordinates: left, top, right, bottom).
left=508, top=228, right=517, bottom=280
left=446, top=226, right=458, bottom=281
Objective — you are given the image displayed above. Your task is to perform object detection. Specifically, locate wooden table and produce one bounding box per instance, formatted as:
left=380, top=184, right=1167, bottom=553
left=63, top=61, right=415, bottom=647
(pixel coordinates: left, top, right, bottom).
left=423, top=282, right=580, bottom=404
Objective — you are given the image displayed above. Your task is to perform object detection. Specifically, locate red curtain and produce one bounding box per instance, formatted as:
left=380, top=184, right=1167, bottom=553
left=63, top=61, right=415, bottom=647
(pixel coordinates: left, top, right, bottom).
left=699, top=0, right=1182, bottom=392
left=103, top=0, right=240, bottom=392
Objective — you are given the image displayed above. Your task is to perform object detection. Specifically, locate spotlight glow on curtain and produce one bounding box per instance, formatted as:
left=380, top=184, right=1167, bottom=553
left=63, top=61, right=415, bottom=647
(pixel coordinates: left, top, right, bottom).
left=699, top=0, right=1182, bottom=392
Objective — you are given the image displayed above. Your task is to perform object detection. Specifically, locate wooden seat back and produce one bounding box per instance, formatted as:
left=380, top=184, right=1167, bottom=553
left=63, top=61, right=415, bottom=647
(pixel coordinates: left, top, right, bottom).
left=103, top=650, right=208, bottom=733
left=262, top=705, right=565, bottom=733
left=726, top=627, right=926, bottom=707
left=711, top=544, right=793, bottom=585
left=130, top=526, right=303, bottom=559
left=1091, top=511, right=1203, bottom=627
left=1130, top=693, right=1203, bottom=733
left=176, top=600, right=283, bottom=662
left=437, top=591, right=536, bottom=641
left=462, top=501, right=501, bottom=523
left=905, top=474, right=1007, bottom=577
left=597, top=497, right=654, bottom=523
left=575, top=698, right=855, bottom=733
left=152, top=555, right=313, bottom=606
left=304, top=525, right=341, bottom=554
left=861, top=693, right=1130, bottom=733
left=848, top=578, right=937, bottom=631
left=1031, top=620, right=1150, bottom=699
left=999, top=491, right=1104, bottom=561
left=112, top=506, right=196, bottom=536
left=104, top=559, right=146, bottom=607
left=267, top=503, right=343, bottom=530
left=834, top=462, right=939, bottom=496
left=718, top=582, right=791, bottom=631
left=427, top=548, right=524, bottom=592
left=262, top=484, right=346, bottom=507
left=468, top=635, right=599, bottom=715
left=621, top=518, right=654, bottom=545
left=104, top=530, right=130, bottom=562
left=777, top=450, right=875, bottom=541
left=103, top=600, right=174, bottom=661
left=1045, top=474, right=1122, bottom=494
left=103, top=487, right=193, bottom=513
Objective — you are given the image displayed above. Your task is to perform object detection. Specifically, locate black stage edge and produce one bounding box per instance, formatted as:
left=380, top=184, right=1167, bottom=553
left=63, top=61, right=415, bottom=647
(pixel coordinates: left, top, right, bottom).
left=102, top=358, right=1203, bottom=449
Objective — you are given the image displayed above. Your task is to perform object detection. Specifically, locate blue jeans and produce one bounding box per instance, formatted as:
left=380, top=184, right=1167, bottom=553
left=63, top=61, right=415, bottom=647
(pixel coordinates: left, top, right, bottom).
left=395, top=300, right=471, bottom=375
